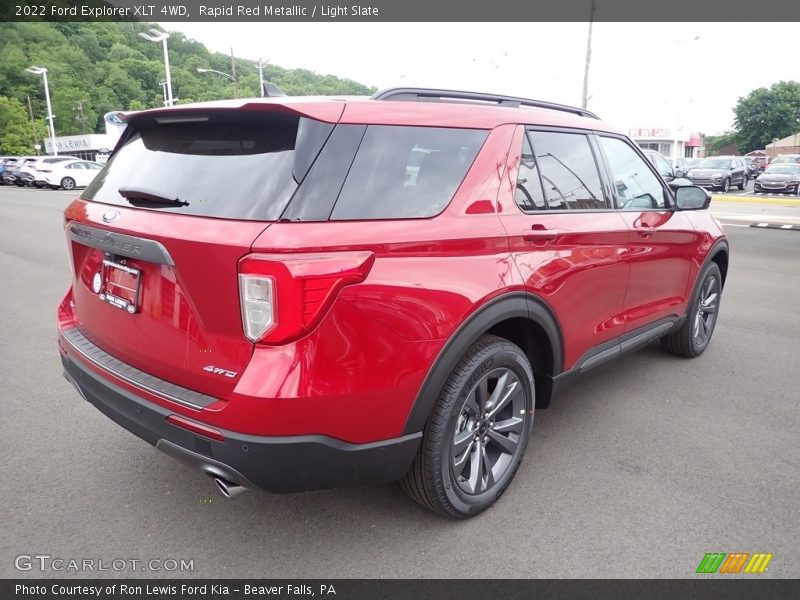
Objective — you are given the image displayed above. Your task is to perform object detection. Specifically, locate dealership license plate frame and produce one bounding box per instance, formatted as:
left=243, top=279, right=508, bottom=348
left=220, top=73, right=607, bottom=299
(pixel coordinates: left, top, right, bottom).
left=99, top=258, right=142, bottom=314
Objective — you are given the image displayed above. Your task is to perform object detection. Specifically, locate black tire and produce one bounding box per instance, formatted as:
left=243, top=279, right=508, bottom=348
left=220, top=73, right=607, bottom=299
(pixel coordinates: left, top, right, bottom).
left=738, top=175, right=746, bottom=190
left=401, top=335, right=534, bottom=518
left=661, top=262, right=722, bottom=358
left=721, top=178, right=730, bottom=193
left=60, top=177, right=76, bottom=191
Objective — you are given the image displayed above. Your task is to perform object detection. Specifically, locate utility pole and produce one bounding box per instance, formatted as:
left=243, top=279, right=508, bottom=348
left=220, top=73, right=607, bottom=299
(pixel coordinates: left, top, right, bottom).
left=26, top=94, right=40, bottom=155
left=74, top=100, right=87, bottom=134
left=581, top=0, right=597, bottom=110
left=230, top=47, right=239, bottom=99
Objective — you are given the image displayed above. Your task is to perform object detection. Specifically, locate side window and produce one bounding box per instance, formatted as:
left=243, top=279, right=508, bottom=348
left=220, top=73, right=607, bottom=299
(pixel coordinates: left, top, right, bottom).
left=598, top=137, right=669, bottom=210
left=330, top=125, right=487, bottom=220
left=528, top=131, right=608, bottom=210
left=515, top=133, right=547, bottom=211
left=651, top=153, right=674, bottom=180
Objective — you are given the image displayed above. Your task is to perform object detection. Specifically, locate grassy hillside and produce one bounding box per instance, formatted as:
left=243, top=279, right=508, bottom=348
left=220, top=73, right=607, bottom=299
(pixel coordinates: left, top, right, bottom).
left=0, top=22, right=375, bottom=152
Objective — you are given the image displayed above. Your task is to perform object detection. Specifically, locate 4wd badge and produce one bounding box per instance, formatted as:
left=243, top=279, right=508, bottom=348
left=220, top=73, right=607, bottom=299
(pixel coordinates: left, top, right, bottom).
left=203, top=365, right=238, bottom=378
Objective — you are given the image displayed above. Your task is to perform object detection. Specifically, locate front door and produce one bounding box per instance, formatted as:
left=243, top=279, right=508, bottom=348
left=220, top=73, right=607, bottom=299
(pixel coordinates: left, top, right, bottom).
left=595, top=135, right=697, bottom=333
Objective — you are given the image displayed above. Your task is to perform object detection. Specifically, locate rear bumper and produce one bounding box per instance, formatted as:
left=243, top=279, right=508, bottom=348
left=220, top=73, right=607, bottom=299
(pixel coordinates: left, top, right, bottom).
left=61, top=352, right=421, bottom=493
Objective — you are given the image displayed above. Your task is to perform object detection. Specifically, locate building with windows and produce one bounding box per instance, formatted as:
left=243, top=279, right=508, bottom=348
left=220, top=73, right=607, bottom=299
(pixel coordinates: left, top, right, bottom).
left=629, top=128, right=703, bottom=158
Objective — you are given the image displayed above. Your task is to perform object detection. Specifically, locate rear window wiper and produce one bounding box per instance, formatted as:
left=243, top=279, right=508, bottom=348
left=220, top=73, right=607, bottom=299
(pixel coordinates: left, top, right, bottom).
left=118, top=186, right=189, bottom=207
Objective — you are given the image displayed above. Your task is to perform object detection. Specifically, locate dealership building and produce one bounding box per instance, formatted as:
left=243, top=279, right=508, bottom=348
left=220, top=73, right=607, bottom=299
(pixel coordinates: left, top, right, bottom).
left=629, top=128, right=704, bottom=158
left=42, top=111, right=127, bottom=163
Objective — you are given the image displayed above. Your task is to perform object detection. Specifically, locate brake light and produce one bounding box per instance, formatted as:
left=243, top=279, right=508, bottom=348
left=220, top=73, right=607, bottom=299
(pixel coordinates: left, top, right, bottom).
left=239, top=251, right=375, bottom=344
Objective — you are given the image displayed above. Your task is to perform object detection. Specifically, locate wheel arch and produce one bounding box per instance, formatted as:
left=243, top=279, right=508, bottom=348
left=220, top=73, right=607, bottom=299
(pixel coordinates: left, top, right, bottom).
left=401, top=292, right=564, bottom=435
left=708, top=241, right=729, bottom=289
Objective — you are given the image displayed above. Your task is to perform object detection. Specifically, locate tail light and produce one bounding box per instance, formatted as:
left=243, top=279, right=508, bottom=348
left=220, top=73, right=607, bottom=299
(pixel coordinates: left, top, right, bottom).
left=238, top=251, right=375, bottom=345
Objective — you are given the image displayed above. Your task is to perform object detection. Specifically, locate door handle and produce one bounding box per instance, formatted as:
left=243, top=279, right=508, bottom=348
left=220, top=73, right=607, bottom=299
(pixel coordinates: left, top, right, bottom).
left=635, top=226, right=656, bottom=238
left=522, top=225, right=559, bottom=243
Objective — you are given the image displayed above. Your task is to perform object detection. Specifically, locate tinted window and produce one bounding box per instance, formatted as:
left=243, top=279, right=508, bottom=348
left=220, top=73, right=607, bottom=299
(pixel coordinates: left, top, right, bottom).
left=515, top=133, right=547, bottom=211
left=330, top=125, right=487, bottom=220
left=82, top=112, right=309, bottom=221
left=528, top=131, right=607, bottom=210
left=599, top=137, right=668, bottom=210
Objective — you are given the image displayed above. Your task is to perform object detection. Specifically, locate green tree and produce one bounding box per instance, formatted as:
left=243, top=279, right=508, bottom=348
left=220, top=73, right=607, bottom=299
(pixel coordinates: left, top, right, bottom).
left=704, top=131, right=740, bottom=155
left=0, top=95, right=43, bottom=155
left=734, top=81, right=800, bottom=152
left=0, top=21, right=376, bottom=137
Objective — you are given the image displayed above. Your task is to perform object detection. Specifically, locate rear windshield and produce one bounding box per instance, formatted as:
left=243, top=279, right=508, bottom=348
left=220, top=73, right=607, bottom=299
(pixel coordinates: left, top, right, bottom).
left=772, top=156, right=800, bottom=164
left=82, top=112, right=487, bottom=221
left=82, top=112, right=315, bottom=221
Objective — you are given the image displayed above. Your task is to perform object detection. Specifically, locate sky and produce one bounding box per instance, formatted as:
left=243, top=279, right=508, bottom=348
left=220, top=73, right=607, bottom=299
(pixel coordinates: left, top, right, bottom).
left=161, top=22, right=797, bottom=135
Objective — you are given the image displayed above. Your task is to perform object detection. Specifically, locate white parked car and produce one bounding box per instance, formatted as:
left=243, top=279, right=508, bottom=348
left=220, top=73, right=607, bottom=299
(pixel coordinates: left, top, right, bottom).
left=42, top=160, right=104, bottom=190
left=26, top=156, right=77, bottom=187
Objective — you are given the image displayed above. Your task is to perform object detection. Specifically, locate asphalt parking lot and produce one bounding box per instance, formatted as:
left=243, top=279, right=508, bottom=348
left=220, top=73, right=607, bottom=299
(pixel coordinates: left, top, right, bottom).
left=0, top=186, right=798, bottom=579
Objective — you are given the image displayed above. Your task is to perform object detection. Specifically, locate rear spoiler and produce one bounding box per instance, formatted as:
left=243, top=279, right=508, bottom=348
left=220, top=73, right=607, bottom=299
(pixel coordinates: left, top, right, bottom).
left=110, top=100, right=347, bottom=158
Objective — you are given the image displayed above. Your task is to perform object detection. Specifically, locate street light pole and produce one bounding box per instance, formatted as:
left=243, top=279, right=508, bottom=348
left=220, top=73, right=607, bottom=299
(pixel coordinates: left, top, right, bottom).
left=257, top=59, right=267, bottom=97
left=139, top=29, right=174, bottom=107
left=162, top=36, right=174, bottom=105
left=25, top=66, right=57, bottom=156
left=197, top=67, right=239, bottom=98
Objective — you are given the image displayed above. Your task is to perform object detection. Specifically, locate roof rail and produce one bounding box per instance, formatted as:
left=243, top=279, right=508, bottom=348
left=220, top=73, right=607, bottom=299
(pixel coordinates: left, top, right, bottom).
left=371, top=87, right=599, bottom=119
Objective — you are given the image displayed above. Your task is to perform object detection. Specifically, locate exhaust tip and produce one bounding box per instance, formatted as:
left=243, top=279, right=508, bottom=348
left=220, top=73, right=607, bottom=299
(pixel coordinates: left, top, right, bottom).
left=213, top=476, right=247, bottom=498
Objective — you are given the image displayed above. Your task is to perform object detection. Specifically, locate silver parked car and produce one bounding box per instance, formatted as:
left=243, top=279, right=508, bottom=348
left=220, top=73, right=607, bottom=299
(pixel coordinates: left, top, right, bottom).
left=686, top=156, right=748, bottom=192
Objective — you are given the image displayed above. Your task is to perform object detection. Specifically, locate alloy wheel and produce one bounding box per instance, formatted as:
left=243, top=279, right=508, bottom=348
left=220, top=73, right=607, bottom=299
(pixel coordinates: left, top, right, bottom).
left=451, top=367, right=526, bottom=495
left=693, top=275, right=719, bottom=347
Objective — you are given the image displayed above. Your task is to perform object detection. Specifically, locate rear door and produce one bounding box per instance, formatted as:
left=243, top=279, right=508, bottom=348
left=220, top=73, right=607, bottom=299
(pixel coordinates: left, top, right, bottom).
left=64, top=105, right=342, bottom=400
left=498, top=126, right=631, bottom=370
left=594, top=134, right=698, bottom=332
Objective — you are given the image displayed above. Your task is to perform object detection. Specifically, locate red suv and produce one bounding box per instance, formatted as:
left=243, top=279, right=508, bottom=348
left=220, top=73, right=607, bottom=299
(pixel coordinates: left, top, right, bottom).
left=58, top=88, right=728, bottom=518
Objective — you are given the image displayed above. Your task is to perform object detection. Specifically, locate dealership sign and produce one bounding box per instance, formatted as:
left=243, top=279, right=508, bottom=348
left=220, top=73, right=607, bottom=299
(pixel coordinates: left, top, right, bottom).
left=44, top=134, right=113, bottom=154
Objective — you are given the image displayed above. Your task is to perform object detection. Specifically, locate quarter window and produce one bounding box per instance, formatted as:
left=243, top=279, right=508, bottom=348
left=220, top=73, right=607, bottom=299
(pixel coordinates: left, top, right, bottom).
left=330, top=125, right=487, bottom=220
left=515, top=134, right=547, bottom=211
left=528, top=131, right=608, bottom=210
left=598, top=137, right=669, bottom=210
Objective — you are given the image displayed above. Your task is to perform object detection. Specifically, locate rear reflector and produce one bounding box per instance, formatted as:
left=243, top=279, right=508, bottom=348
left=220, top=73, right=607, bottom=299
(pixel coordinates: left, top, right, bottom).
left=165, top=415, right=224, bottom=442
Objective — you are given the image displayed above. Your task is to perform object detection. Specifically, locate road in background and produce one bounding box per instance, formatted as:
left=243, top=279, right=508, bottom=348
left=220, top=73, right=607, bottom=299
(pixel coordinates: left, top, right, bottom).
left=1, top=187, right=798, bottom=579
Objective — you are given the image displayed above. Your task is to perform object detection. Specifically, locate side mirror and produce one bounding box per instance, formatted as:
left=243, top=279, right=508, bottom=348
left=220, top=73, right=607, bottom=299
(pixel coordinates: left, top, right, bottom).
left=675, top=169, right=686, bottom=178
left=675, top=185, right=711, bottom=210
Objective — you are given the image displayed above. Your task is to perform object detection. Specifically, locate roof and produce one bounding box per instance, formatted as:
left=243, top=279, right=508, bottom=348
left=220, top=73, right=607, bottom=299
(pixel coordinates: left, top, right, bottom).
left=768, top=132, right=800, bottom=147
left=120, top=93, right=623, bottom=135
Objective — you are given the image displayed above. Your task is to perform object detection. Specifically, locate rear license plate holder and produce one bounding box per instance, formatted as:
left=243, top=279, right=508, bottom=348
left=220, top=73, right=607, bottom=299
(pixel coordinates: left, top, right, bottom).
left=99, top=259, right=141, bottom=314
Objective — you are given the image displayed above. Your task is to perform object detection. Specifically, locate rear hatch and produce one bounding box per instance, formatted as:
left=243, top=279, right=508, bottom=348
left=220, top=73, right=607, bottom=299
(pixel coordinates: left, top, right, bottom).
left=64, top=102, right=343, bottom=400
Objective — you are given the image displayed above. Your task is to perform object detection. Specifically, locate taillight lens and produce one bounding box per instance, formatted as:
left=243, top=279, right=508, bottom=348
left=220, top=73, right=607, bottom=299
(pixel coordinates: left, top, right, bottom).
left=239, top=251, right=375, bottom=345
left=238, top=274, right=276, bottom=342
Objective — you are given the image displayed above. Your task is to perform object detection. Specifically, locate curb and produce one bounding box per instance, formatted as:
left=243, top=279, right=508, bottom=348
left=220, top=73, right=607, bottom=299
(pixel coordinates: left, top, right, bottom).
left=712, top=195, right=800, bottom=206
left=749, top=222, right=800, bottom=231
